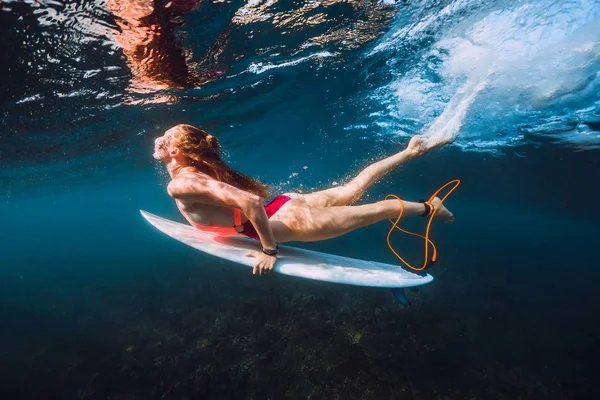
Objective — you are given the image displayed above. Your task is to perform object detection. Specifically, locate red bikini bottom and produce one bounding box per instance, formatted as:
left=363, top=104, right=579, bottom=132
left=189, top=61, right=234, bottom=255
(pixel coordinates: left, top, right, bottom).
left=239, top=195, right=292, bottom=240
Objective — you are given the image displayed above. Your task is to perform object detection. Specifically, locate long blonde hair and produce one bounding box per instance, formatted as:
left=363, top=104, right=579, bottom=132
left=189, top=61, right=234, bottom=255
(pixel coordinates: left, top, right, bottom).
left=171, top=124, right=270, bottom=198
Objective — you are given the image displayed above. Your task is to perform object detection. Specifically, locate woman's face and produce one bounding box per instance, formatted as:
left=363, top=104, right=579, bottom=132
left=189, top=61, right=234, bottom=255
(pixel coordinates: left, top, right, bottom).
left=153, top=128, right=179, bottom=161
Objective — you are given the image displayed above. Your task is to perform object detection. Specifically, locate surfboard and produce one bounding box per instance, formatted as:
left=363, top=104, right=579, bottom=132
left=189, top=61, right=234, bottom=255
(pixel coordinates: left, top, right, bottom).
left=141, top=210, right=433, bottom=290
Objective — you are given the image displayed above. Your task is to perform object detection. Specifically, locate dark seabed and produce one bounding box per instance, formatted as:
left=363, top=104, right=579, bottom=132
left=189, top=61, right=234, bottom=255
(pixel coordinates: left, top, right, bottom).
left=1, top=0, right=600, bottom=399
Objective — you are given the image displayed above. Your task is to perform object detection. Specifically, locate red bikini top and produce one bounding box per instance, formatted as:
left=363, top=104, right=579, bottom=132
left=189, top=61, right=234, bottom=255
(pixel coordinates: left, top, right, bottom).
left=176, top=200, right=242, bottom=237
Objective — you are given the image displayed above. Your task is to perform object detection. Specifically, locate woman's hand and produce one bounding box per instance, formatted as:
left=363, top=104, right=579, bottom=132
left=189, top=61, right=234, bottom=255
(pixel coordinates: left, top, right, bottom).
left=245, top=251, right=277, bottom=275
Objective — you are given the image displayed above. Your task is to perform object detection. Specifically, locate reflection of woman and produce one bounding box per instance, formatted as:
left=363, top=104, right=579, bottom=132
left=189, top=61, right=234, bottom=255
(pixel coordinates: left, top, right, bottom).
left=153, top=124, right=455, bottom=275
left=107, top=0, right=225, bottom=93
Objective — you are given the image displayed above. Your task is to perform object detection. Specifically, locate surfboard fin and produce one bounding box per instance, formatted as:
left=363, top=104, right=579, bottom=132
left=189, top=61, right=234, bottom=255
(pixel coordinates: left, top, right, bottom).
left=391, top=288, right=410, bottom=306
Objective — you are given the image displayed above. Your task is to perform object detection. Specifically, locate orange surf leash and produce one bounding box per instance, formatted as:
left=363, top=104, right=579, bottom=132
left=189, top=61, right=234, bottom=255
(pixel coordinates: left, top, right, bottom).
left=385, top=179, right=460, bottom=271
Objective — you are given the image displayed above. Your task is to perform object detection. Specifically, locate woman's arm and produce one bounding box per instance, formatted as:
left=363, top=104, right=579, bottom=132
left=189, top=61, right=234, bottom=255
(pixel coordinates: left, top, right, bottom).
left=167, top=176, right=278, bottom=253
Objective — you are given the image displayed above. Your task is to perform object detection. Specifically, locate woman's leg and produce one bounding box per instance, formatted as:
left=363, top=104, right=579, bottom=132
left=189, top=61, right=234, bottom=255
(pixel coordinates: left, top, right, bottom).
left=301, top=135, right=439, bottom=208
left=272, top=196, right=453, bottom=243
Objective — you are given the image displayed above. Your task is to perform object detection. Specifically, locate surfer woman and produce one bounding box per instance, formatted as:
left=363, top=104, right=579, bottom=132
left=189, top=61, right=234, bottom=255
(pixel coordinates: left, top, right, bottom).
left=154, top=124, right=454, bottom=275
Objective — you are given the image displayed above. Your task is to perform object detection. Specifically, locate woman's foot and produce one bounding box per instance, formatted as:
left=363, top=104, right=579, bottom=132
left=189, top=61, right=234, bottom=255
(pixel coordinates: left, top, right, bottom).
left=430, top=197, right=454, bottom=224
left=406, top=134, right=455, bottom=157
left=406, top=135, right=428, bottom=157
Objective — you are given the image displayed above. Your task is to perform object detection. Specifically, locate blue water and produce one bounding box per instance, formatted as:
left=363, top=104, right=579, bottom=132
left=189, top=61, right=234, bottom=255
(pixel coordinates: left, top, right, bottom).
left=2, top=0, right=600, bottom=398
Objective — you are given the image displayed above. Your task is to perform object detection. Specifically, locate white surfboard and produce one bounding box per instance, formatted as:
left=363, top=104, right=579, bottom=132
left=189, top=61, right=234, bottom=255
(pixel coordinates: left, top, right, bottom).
left=141, top=210, right=433, bottom=289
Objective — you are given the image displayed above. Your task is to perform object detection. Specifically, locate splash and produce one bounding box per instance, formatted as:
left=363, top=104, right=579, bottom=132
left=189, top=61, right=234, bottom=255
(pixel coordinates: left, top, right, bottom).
left=421, top=77, right=490, bottom=148
left=371, top=0, right=600, bottom=151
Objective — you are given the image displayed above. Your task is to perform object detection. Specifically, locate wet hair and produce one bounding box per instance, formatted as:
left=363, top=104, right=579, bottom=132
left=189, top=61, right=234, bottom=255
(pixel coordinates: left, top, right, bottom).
left=171, top=124, right=270, bottom=198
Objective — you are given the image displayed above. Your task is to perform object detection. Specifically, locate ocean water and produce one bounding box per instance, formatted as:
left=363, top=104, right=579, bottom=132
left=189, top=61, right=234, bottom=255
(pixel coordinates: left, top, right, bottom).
left=1, top=0, right=600, bottom=398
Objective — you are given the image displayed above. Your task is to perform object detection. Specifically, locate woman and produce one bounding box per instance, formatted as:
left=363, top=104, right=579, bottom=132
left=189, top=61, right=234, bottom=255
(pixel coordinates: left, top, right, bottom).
left=153, top=124, right=454, bottom=275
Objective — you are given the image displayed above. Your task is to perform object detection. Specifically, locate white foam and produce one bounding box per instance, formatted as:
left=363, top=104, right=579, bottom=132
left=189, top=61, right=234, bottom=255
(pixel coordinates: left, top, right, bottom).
left=16, top=94, right=43, bottom=104
left=422, top=78, right=489, bottom=146
left=371, top=0, right=600, bottom=150
left=248, top=51, right=334, bottom=74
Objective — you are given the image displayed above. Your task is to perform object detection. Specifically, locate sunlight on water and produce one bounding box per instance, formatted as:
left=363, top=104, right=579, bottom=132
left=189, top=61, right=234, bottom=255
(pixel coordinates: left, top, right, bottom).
left=3, top=0, right=600, bottom=196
